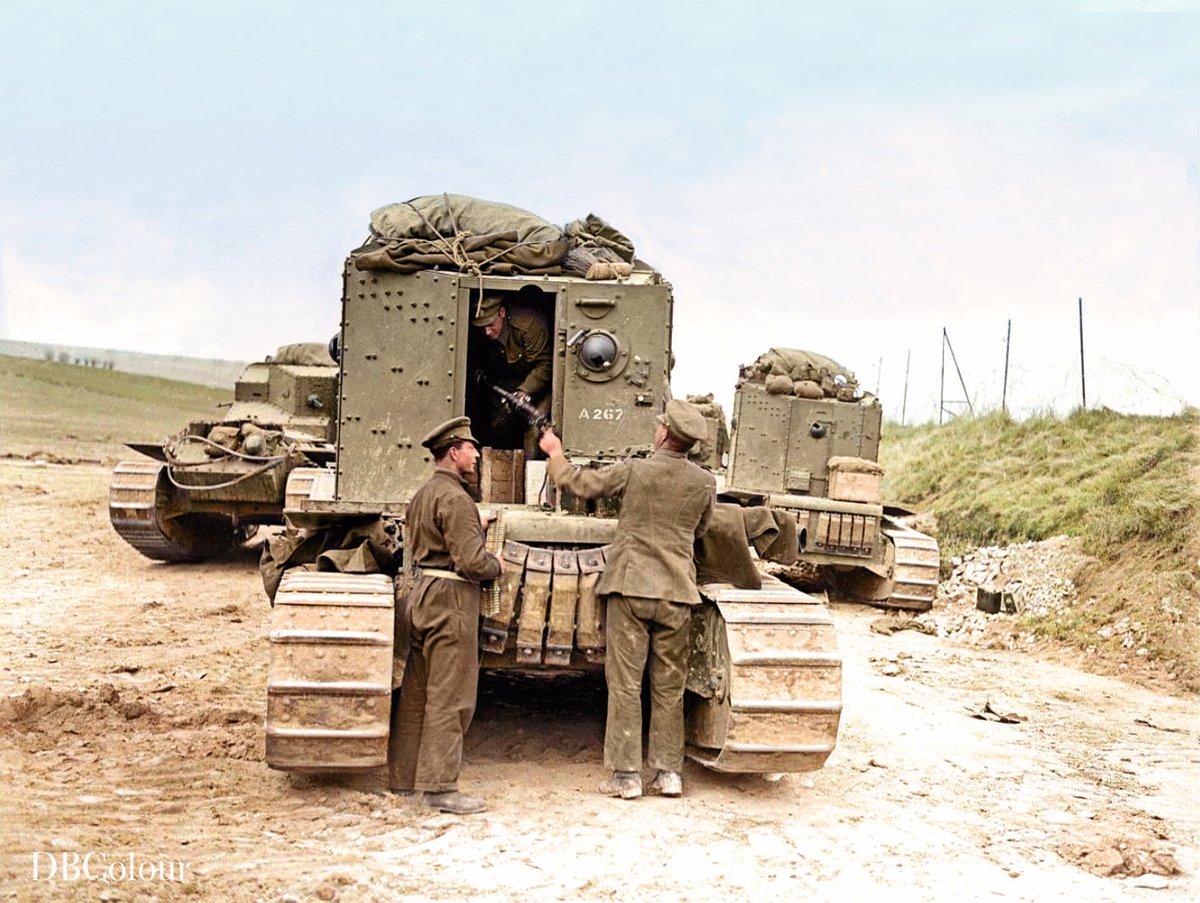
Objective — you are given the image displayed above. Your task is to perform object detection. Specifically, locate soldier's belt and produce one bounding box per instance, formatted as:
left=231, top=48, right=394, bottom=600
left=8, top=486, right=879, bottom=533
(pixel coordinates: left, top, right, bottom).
left=414, top=567, right=471, bottom=584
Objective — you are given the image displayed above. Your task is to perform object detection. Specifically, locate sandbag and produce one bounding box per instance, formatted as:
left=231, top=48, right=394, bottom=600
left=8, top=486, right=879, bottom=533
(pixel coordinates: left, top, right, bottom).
left=562, top=245, right=633, bottom=280
left=765, top=374, right=794, bottom=395
left=685, top=392, right=726, bottom=422
left=745, top=348, right=859, bottom=395
left=685, top=393, right=729, bottom=469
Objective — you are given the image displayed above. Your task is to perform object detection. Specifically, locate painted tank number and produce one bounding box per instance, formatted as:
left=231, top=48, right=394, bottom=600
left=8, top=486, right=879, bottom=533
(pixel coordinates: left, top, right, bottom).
left=578, top=407, right=625, bottom=421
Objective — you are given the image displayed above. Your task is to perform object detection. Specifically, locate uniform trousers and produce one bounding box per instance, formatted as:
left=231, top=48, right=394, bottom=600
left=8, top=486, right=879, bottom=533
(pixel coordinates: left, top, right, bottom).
left=603, top=592, right=693, bottom=774
left=388, top=578, right=480, bottom=793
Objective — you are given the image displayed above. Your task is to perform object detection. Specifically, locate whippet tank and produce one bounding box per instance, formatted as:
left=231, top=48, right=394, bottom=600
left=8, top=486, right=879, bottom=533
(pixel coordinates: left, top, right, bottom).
left=109, top=343, right=338, bottom=562
left=267, top=245, right=842, bottom=776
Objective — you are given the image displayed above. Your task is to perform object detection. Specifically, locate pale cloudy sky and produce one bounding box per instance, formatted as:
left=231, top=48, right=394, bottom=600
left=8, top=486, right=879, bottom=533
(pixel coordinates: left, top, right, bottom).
left=2, top=1, right=1198, bottom=422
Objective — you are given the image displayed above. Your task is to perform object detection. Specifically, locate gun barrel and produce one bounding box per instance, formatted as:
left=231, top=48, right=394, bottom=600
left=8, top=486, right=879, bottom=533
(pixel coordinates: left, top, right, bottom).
left=489, top=384, right=549, bottom=430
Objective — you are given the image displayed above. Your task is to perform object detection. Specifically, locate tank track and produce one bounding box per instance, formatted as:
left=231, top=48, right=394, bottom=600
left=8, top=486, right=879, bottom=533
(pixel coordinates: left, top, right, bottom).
left=284, top=466, right=321, bottom=517
left=830, top=518, right=940, bottom=611
left=257, top=544, right=841, bottom=775
left=265, top=570, right=395, bottom=772
left=686, top=575, right=841, bottom=773
left=108, top=461, right=240, bottom=562
left=880, top=517, right=941, bottom=611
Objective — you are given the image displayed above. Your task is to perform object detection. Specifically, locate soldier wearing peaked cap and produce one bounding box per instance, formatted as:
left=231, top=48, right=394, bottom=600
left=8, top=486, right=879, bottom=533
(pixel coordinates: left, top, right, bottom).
left=472, top=293, right=552, bottom=457
left=538, top=398, right=716, bottom=801
left=389, top=416, right=502, bottom=815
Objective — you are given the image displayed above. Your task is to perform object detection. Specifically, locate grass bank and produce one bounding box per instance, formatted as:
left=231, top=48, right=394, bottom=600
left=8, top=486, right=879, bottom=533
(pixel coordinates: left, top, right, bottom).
left=881, top=408, right=1200, bottom=691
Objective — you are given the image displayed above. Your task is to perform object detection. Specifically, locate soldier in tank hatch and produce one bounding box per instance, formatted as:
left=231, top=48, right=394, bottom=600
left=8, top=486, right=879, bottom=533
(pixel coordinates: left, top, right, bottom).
left=472, top=293, right=552, bottom=459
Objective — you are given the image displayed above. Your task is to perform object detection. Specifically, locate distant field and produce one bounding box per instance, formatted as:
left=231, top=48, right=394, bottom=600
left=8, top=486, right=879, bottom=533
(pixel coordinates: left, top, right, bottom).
left=0, top=338, right=247, bottom=389
left=0, top=354, right=228, bottom=464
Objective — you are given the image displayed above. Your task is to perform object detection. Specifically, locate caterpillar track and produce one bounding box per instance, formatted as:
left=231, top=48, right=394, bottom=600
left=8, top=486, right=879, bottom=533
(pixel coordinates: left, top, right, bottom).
left=687, top=576, right=841, bottom=773
left=829, top=517, right=940, bottom=611
left=880, top=517, right=941, bottom=611
left=264, top=544, right=842, bottom=775
left=108, top=461, right=243, bottom=562
left=265, top=570, right=395, bottom=772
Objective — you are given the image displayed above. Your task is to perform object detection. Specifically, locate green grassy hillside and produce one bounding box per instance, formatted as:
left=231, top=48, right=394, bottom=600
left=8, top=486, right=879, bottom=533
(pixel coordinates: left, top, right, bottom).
left=881, top=408, right=1200, bottom=691
left=0, top=354, right=229, bottom=463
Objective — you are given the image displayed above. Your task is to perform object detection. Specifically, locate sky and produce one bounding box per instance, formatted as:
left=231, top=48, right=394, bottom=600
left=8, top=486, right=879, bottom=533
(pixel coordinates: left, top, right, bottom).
left=2, top=0, right=1198, bottom=423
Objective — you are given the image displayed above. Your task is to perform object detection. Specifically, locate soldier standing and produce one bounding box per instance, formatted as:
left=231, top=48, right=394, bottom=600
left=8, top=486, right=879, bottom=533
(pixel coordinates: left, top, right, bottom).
left=388, top=416, right=502, bottom=815
left=538, top=399, right=714, bottom=799
left=472, top=293, right=552, bottom=457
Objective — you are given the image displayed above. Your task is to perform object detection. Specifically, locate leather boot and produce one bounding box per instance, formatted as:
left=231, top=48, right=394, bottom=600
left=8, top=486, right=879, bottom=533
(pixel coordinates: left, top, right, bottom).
left=650, top=770, right=683, bottom=797
left=423, top=790, right=487, bottom=815
left=597, top=770, right=642, bottom=800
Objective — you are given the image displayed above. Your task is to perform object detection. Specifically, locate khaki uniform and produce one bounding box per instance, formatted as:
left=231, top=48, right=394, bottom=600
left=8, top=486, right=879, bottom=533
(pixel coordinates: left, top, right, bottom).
left=490, top=307, right=551, bottom=398
left=483, top=308, right=551, bottom=456
left=389, top=469, right=500, bottom=793
left=547, top=449, right=714, bottom=772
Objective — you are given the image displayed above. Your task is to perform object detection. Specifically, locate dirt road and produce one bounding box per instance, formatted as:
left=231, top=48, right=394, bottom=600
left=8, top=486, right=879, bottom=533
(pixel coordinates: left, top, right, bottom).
left=1, top=460, right=1198, bottom=902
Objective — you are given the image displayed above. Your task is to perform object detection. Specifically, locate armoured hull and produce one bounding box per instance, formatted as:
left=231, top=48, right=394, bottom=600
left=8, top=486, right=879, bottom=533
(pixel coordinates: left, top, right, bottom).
left=723, top=376, right=941, bottom=611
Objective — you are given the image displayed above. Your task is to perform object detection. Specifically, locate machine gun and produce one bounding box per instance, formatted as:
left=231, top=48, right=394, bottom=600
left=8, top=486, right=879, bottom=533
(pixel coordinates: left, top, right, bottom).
left=472, top=371, right=553, bottom=433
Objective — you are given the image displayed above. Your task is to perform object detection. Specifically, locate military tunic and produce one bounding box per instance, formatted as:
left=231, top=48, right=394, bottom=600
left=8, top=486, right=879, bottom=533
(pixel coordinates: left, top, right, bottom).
left=388, top=469, right=501, bottom=793
left=489, top=307, right=551, bottom=399
left=547, top=449, right=715, bottom=773
left=482, top=308, right=552, bottom=457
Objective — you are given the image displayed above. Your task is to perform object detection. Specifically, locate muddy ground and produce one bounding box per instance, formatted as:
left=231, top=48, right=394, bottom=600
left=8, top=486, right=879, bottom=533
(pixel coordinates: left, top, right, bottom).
left=1, top=459, right=1198, bottom=902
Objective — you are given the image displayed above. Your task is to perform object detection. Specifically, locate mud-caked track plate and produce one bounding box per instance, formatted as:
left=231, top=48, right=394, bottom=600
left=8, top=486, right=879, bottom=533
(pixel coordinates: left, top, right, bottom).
left=881, top=517, right=941, bottom=611
left=109, top=461, right=196, bottom=561
left=686, top=576, right=841, bottom=773
left=266, top=570, right=395, bottom=771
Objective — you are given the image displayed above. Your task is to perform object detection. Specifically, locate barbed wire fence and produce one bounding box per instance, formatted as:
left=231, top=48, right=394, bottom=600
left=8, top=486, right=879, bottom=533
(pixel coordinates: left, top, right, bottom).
left=888, top=303, right=1193, bottom=425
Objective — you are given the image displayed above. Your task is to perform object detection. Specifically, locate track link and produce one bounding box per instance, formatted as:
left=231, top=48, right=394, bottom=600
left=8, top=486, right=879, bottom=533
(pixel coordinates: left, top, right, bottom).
left=266, top=570, right=395, bottom=772
left=284, top=466, right=321, bottom=517
left=686, top=575, right=841, bottom=773
left=881, top=517, right=941, bottom=611
left=108, top=461, right=241, bottom=562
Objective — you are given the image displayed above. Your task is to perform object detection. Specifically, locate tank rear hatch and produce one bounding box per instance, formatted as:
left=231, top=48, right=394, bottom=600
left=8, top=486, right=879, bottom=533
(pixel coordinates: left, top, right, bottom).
left=334, top=263, right=673, bottom=506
